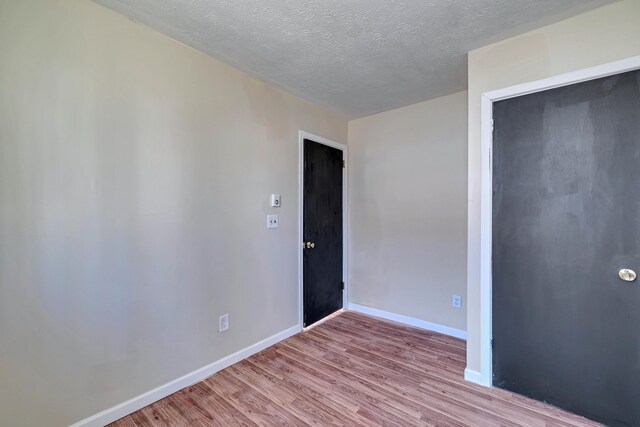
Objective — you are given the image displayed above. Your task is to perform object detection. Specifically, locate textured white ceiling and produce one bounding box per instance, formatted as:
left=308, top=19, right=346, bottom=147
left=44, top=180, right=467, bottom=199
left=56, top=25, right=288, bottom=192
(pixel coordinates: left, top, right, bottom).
left=94, top=0, right=615, bottom=118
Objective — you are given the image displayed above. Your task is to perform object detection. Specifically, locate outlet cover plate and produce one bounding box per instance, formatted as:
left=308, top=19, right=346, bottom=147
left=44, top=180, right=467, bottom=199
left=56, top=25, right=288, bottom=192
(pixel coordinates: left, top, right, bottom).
left=452, top=294, right=462, bottom=309
left=219, top=314, right=229, bottom=332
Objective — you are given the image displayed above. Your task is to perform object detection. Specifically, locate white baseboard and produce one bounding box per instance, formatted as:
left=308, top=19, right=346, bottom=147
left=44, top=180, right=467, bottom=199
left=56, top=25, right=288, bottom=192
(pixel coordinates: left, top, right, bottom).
left=70, top=325, right=301, bottom=427
left=464, top=367, right=490, bottom=386
left=347, top=303, right=467, bottom=340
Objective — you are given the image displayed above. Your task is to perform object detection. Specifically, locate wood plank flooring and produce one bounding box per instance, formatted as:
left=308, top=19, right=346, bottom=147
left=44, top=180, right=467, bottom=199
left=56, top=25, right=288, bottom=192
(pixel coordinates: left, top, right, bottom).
left=110, top=311, right=601, bottom=426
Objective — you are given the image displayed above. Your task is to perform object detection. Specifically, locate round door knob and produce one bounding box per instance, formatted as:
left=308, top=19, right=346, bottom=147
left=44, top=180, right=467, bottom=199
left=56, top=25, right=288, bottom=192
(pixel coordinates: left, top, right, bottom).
left=618, top=269, right=637, bottom=282
left=310, top=243, right=315, bottom=248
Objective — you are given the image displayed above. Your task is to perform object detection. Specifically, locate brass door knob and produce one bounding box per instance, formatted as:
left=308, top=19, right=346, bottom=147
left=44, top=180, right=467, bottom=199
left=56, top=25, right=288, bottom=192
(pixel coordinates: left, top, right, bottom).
left=303, top=242, right=315, bottom=249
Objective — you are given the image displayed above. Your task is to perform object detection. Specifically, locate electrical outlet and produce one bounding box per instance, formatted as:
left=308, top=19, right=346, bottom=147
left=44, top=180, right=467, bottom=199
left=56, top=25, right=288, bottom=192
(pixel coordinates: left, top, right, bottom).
left=270, top=194, right=281, bottom=207
left=451, top=294, right=462, bottom=309
left=266, top=214, right=279, bottom=229
left=219, top=314, right=229, bottom=332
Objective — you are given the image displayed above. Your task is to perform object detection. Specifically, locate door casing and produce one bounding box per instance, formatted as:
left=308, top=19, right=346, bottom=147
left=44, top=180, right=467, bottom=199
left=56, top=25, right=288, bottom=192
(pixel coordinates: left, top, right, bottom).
left=298, top=130, right=348, bottom=330
left=467, top=55, right=640, bottom=388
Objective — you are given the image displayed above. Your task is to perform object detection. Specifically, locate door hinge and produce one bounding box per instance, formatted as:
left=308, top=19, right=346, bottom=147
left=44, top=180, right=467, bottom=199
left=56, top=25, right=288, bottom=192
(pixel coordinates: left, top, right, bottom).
left=342, top=160, right=345, bottom=168
left=490, top=338, right=494, bottom=350
left=341, top=281, right=345, bottom=290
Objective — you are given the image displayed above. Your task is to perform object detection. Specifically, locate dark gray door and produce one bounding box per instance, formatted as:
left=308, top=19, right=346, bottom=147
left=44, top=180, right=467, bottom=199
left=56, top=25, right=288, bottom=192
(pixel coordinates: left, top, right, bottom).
left=492, top=70, right=640, bottom=426
left=303, top=139, right=343, bottom=327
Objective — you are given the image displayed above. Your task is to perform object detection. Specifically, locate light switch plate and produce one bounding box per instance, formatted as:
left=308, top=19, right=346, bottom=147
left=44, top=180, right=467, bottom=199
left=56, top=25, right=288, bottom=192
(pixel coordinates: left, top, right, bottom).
left=267, top=214, right=279, bottom=229
left=271, top=194, right=281, bottom=207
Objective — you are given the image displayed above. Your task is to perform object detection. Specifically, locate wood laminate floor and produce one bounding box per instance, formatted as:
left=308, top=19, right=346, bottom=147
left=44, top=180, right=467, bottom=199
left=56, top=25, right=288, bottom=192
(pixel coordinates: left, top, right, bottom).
left=110, top=311, right=601, bottom=426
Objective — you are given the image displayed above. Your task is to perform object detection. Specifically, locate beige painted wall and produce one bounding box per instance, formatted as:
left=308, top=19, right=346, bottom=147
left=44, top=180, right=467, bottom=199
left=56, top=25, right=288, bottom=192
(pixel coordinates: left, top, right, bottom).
left=0, top=1, right=346, bottom=426
left=466, top=0, right=640, bottom=373
left=348, top=91, right=468, bottom=331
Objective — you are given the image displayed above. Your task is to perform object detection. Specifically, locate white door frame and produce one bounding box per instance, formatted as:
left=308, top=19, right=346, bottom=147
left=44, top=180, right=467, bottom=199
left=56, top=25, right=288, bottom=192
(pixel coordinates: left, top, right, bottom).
left=476, top=55, right=640, bottom=387
left=298, top=131, right=348, bottom=330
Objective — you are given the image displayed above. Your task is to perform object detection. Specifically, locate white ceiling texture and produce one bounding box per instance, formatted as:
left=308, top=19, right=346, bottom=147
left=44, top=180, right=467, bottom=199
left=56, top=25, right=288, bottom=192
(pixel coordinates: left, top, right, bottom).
left=94, top=0, right=615, bottom=118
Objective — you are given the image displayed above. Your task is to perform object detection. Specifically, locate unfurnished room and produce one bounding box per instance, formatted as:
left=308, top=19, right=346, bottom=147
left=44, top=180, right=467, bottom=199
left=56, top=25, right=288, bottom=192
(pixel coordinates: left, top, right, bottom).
left=1, top=1, right=639, bottom=426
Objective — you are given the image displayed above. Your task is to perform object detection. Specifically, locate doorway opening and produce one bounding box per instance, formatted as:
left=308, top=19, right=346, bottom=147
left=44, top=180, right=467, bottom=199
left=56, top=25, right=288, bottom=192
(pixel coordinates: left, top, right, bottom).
left=298, top=131, right=348, bottom=329
left=475, top=55, right=640, bottom=426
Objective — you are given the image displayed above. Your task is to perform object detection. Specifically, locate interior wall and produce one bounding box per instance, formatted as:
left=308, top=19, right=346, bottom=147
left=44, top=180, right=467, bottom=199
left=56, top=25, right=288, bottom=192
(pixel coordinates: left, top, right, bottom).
left=348, top=91, right=468, bottom=331
left=466, top=0, right=640, bottom=374
left=0, top=1, right=347, bottom=426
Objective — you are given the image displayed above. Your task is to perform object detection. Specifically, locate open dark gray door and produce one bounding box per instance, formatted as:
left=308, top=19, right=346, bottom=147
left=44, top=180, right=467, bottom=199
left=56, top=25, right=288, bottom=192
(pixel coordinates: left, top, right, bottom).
left=492, top=70, right=640, bottom=426
left=303, top=139, right=343, bottom=327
